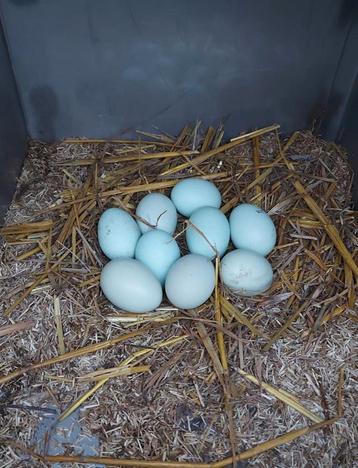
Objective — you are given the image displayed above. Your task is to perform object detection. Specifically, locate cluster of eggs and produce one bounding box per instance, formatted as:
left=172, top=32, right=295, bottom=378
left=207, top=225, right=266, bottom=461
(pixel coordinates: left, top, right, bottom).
left=98, top=178, right=276, bottom=313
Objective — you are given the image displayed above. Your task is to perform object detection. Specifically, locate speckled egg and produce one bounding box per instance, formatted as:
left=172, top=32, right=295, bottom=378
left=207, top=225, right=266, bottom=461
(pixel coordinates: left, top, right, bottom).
left=229, top=204, right=276, bottom=256
left=186, top=206, right=230, bottom=259
left=100, top=258, right=163, bottom=312
left=136, top=193, right=177, bottom=235
left=165, top=254, right=215, bottom=309
left=135, top=229, right=180, bottom=284
left=220, top=249, right=273, bottom=296
left=98, top=208, right=140, bottom=259
left=171, top=178, right=221, bottom=217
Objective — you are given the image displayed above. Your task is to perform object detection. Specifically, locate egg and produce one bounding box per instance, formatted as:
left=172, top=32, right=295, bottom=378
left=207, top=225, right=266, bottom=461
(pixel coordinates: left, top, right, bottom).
left=220, top=249, right=273, bottom=296
left=229, top=204, right=276, bottom=256
left=186, top=207, right=230, bottom=259
left=100, top=258, right=162, bottom=312
left=98, top=208, right=140, bottom=259
left=171, top=178, right=221, bottom=217
left=165, top=254, right=215, bottom=309
left=136, top=193, right=177, bottom=235
left=135, top=230, right=180, bottom=284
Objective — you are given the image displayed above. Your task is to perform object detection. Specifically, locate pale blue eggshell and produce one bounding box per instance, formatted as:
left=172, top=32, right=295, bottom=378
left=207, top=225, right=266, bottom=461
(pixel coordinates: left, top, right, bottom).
left=186, top=206, right=230, bottom=259
left=135, top=230, right=180, bottom=285
left=165, top=254, right=215, bottom=309
left=220, top=249, right=273, bottom=296
left=100, top=258, right=163, bottom=313
left=229, top=204, right=276, bottom=256
left=170, top=178, right=221, bottom=217
left=136, top=193, right=177, bottom=234
left=98, top=208, right=140, bottom=259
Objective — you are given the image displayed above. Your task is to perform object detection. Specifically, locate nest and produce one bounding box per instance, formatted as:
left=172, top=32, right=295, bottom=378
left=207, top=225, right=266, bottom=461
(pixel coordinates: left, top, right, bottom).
left=0, top=124, right=357, bottom=467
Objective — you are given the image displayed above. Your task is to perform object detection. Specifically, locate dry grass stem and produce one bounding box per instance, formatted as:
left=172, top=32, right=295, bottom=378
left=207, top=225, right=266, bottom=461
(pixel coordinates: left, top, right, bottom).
left=237, top=369, right=323, bottom=423
left=0, top=320, right=34, bottom=337
left=53, top=296, right=65, bottom=355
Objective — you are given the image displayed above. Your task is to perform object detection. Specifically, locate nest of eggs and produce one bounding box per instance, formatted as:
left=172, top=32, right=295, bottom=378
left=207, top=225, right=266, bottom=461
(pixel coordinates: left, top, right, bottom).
left=0, top=124, right=357, bottom=467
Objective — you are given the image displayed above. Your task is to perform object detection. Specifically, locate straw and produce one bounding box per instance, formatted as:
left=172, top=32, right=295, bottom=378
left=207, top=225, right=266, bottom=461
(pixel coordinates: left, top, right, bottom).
left=237, top=369, right=323, bottom=423
left=0, top=320, right=34, bottom=337
left=59, top=335, right=187, bottom=421
left=53, top=296, right=65, bottom=355
left=1, top=124, right=356, bottom=466
left=213, top=419, right=337, bottom=466
left=22, top=419, right=337, bottom=466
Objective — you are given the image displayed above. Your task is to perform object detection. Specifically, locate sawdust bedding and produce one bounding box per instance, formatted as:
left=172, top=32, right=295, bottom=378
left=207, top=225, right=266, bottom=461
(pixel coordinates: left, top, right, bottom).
left=0, top=124, right=357, bottom=467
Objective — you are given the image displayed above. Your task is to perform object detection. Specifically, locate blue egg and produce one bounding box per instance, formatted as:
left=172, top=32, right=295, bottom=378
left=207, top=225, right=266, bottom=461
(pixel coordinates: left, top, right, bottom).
left=171, top=178, right=221, bottom=217
left=229, top=204, right=276, bottom=256
left=135, top=230, right=180, bottom=284
left=186, top=207, right=230, bottom=259
left=136, top=193, right=177, bottom=235
left=220, top=249, right=273, bottom=296
left=100, top=258, right=162, bottom=312
left=98, top=208, right=140, bottom=259
left=165, top=254, right=215, bottom=309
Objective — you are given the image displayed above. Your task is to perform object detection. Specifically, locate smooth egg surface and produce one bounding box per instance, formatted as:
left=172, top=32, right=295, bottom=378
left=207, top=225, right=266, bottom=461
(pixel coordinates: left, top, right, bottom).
left=220, top=249, right=273, bottom=296
left=135, top=229, right=180, bottom=284
left=136, top=193, right=177, bottom=234
left=100, top=258, right=163, bottom=312
left=186, top=206, right=230, bottom=258
left=98, top=208, right=140, bottom=259
left=170, top=178, right=221, bottom=217
left=165, top=254, right=215, bottom=309
left=229, top=203, right=276, bottom=256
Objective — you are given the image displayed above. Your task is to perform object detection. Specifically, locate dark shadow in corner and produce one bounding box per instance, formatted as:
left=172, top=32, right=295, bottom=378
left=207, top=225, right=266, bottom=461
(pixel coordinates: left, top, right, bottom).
left=29, top=85, right=58, bottom=142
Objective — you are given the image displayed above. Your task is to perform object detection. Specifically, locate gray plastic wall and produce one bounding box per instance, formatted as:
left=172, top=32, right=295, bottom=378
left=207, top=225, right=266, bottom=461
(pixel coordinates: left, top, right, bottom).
left=333, top=5, right=358, bottom=202
left=0, top=0, right=357, bottom=217
left=0, top=19, right=27, bottom=221
left=1, top=0, right=357, bottom=141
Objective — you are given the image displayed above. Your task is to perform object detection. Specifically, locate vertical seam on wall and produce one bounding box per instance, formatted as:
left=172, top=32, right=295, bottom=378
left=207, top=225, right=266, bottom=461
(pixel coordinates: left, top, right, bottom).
left=337, top=67, right=358, bottom=142
left=0, top=6, right=29, bottom=138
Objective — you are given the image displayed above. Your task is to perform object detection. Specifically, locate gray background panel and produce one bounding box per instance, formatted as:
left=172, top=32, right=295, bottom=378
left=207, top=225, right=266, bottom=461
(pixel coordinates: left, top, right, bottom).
left=0, top=0, right=355, bottom=140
